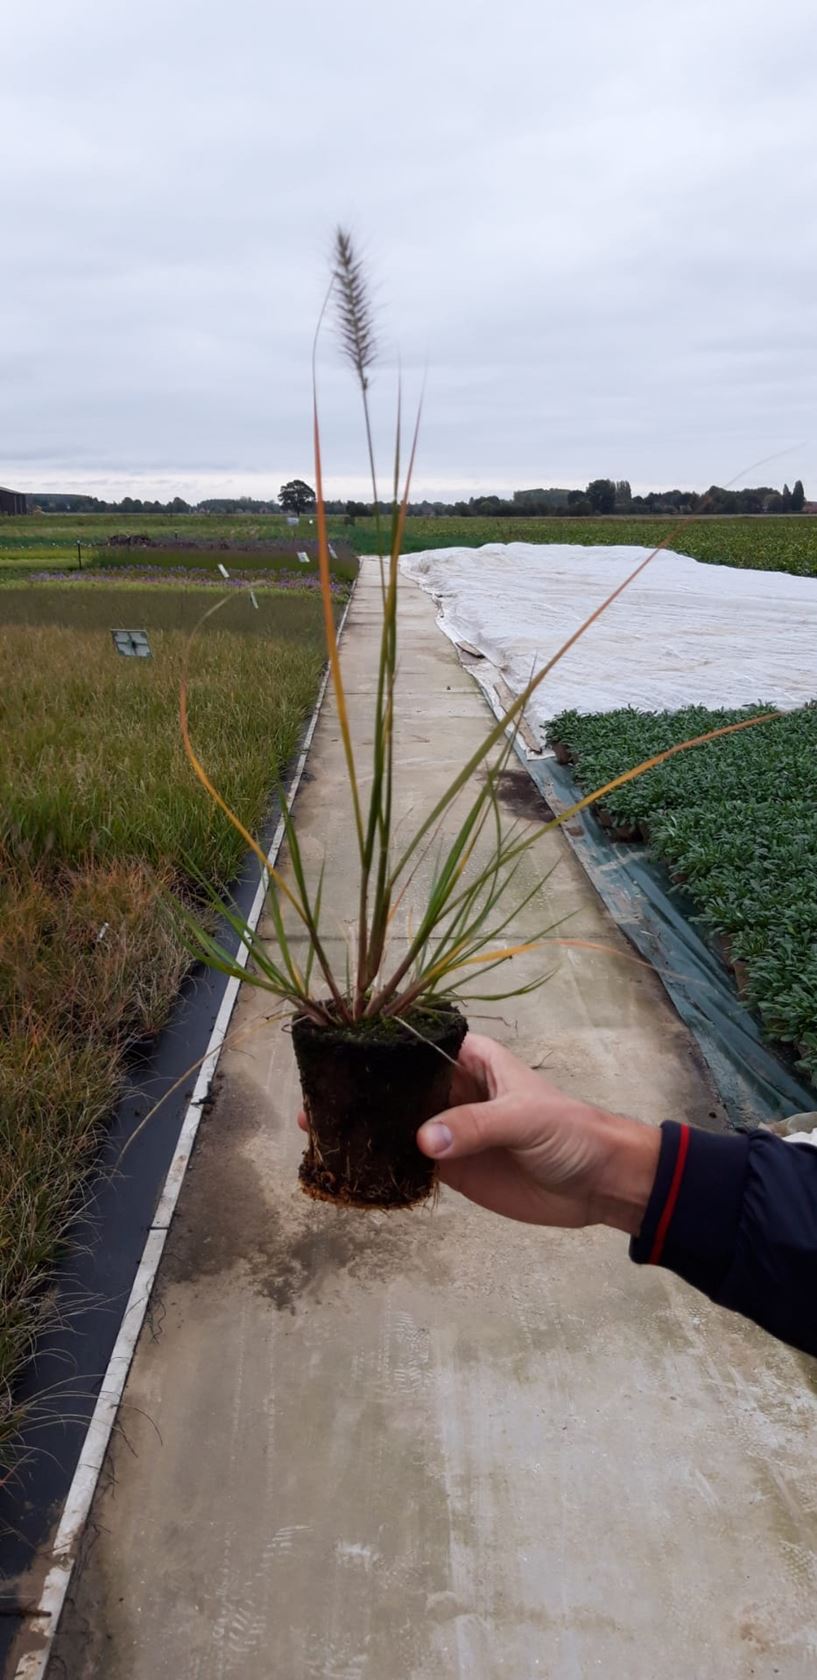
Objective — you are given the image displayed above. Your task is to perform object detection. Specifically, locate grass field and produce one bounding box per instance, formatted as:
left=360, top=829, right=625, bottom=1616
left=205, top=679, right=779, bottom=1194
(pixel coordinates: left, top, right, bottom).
left=546, top=705, right=817, bottom=1082
left=0, top=582, right=329, bottom=1462
left=0, top=578, right=342, bottom=636
left=4, top=511, right=817, bottom=578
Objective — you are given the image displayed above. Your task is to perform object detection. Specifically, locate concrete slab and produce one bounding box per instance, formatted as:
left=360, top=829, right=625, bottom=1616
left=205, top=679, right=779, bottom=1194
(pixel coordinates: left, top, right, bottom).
left=49, top=562, right=817, bottom=1680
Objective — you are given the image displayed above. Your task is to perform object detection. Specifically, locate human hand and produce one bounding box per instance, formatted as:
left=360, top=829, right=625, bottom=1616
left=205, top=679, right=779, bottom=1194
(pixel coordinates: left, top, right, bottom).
left=415, top=1033, right=660, bottom=1234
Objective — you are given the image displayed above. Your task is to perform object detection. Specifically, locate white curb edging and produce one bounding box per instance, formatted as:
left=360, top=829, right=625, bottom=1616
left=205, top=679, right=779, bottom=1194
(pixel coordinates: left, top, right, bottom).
left=13, top=586, right=356, bottom=1680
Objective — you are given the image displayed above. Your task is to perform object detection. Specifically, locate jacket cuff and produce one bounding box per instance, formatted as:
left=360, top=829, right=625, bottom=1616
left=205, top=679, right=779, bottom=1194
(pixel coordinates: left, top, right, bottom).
left=630, top=1121, right=750, bottom=1298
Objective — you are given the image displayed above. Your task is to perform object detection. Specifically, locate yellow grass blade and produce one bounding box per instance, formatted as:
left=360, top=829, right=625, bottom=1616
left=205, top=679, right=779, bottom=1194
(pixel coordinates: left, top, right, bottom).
left=178, top=596, right=311, bottom=924
left=457, top=938, right=543, bottom=967
left=541, top=711, right=782, bottom=834
left=541, top=936, right=679, bottom=976
left=390, top=517, right=779, bottom=886
left=180, top=675, right=274, bottom=880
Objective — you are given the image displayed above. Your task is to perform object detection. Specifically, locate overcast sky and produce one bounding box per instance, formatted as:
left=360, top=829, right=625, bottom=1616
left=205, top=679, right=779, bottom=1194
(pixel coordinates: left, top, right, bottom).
left=3, top=0, right=816, bottom=502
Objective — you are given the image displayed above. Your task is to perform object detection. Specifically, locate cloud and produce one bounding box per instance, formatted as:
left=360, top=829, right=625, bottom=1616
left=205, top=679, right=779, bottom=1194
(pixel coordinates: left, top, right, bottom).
left=2, top=0, right=816, bottom=499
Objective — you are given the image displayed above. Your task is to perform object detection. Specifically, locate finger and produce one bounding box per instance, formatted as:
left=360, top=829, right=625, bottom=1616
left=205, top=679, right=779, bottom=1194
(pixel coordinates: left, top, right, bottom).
left=447, top=1033, right=509, bottom=1105
left=447, top=1053, right=488, bottom=1108
left=417, top=1093, right=525, bottom=1160
left=456, top=1032, right=532, bottom=1099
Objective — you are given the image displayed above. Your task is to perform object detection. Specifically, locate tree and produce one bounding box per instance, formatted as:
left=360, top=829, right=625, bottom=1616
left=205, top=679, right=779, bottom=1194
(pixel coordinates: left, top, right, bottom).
left=699, top=484, right=730, bottom=515
left=279, top=479, right=316, bottom=514
left=614, top=479, right=632, bottom=511
left=733, top=488, right=765, bottom=514
left=586, top=478, right=616, bottom=514
left=792, top=479, right=805, bottom=512
left=344, top=499, right=368, bottom=523
left=469, top=495, right=510, bottom=516
left=513, top=487, right=571, bottom=512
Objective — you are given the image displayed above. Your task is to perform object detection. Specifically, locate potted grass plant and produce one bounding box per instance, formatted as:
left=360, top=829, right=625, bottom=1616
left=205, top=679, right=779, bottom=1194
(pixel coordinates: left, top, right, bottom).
left=180, top=231, right=780, bottom=1210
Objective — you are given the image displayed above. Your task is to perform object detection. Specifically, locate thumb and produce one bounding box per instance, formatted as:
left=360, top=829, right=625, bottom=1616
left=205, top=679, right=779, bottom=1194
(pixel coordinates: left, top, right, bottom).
left=417, top=1095, right=520, bottom=1161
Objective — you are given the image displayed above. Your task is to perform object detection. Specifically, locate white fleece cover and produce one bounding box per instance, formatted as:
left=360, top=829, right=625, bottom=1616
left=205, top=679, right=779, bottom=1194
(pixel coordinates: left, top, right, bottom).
left=401, top=543, right=817, bottom=732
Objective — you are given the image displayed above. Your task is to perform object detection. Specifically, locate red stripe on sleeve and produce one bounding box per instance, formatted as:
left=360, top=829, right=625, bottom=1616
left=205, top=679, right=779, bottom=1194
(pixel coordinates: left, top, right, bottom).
left=648, top=1122, right=691, bottom=1266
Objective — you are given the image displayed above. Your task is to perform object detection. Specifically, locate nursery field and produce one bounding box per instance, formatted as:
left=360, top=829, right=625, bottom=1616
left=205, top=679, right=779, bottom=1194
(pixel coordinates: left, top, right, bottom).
left=3, top=511, right=817, bottom=578
left=354, top=514, right=817, bottom=576
left=0, top=583, right=330, bottom=1460
left=0, top=515, right=357, bottom=578
left=546, top=704, right=817, bottom=1082
left=93, top=546, right=359, bottom=583
left=0, top=513, right=301, bottom=569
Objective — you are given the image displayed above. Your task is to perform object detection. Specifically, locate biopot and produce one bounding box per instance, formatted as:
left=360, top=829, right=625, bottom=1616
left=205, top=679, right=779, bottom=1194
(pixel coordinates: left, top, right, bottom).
left=292, top=1004, right=468, bottom=1208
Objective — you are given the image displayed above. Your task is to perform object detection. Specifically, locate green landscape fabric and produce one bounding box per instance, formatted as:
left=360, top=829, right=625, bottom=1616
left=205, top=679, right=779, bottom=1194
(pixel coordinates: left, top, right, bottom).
left=524, top=754, right=817, bottom=1127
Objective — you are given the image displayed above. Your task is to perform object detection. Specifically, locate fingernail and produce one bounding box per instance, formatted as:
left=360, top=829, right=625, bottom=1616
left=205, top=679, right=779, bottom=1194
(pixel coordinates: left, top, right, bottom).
left=421, top=1121, right=453, bottom=1156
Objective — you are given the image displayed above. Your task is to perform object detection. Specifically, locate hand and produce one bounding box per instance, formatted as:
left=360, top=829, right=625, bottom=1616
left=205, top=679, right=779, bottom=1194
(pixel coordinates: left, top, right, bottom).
left=415, top=1033, right=660, bottom=1234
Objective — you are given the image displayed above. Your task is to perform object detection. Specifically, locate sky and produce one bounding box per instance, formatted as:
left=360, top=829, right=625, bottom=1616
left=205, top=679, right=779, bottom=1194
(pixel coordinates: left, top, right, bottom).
left=2, top=0, right=816, bottom=503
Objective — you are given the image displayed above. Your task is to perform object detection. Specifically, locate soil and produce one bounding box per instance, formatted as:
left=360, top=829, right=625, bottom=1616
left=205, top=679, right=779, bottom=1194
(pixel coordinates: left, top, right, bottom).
left=550, top=740, right=573, bottom=766
left=548, top=749, right=649, bottom=842
left=712, top=933, right=749, bottom=995
left=292, top=1005, right=467, bottom=1210
left=595, top=804, right=643, bottom=843
left=712, top=931, right=737, bottom=974
left=490, top=766, right=556, bottom=822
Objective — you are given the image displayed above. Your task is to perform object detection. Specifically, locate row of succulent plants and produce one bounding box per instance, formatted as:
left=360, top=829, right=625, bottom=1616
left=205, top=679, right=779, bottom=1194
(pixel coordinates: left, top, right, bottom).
left=546, top=703, right=817, bottom=1081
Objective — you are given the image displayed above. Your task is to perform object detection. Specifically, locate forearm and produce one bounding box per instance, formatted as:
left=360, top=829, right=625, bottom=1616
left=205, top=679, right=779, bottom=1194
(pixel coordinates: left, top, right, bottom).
left=590, top=1113, right=662, bottom=1237
left=626, top=1121, right=817, bottom=1358
left=417, top=1032, right=817, bottom=1358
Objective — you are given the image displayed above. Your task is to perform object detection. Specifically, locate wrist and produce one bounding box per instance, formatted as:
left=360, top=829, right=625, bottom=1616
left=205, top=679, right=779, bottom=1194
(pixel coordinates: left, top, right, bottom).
left=590, top=1112, right=661, bottom=1236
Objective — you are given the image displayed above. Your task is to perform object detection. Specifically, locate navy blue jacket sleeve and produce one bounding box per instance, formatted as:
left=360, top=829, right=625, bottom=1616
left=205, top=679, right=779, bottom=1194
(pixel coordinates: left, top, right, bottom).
left=630, top=1121, right=817, bottom=1357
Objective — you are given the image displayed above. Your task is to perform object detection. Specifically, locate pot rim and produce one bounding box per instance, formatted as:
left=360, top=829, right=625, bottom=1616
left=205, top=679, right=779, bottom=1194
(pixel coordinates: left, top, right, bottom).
left=291, top=1000, right=467, bottom=1052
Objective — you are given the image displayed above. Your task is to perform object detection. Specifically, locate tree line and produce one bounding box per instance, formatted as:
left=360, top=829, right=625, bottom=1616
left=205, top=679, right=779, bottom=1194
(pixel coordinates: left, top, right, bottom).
left=408, top=478, right=808, bottom=518
left=26, top=476, right=808, bottom=519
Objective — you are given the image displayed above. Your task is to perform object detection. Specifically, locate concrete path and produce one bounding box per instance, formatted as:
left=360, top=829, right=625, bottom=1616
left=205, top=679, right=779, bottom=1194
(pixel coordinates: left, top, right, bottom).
left=51, top=563, right=817, bottom=1678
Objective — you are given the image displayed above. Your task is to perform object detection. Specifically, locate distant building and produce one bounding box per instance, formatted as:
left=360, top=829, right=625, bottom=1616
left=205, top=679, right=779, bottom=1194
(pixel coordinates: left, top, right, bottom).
left=803, top=502, right=817, bottom=515
left=0, top=486, right=27, bottom=515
